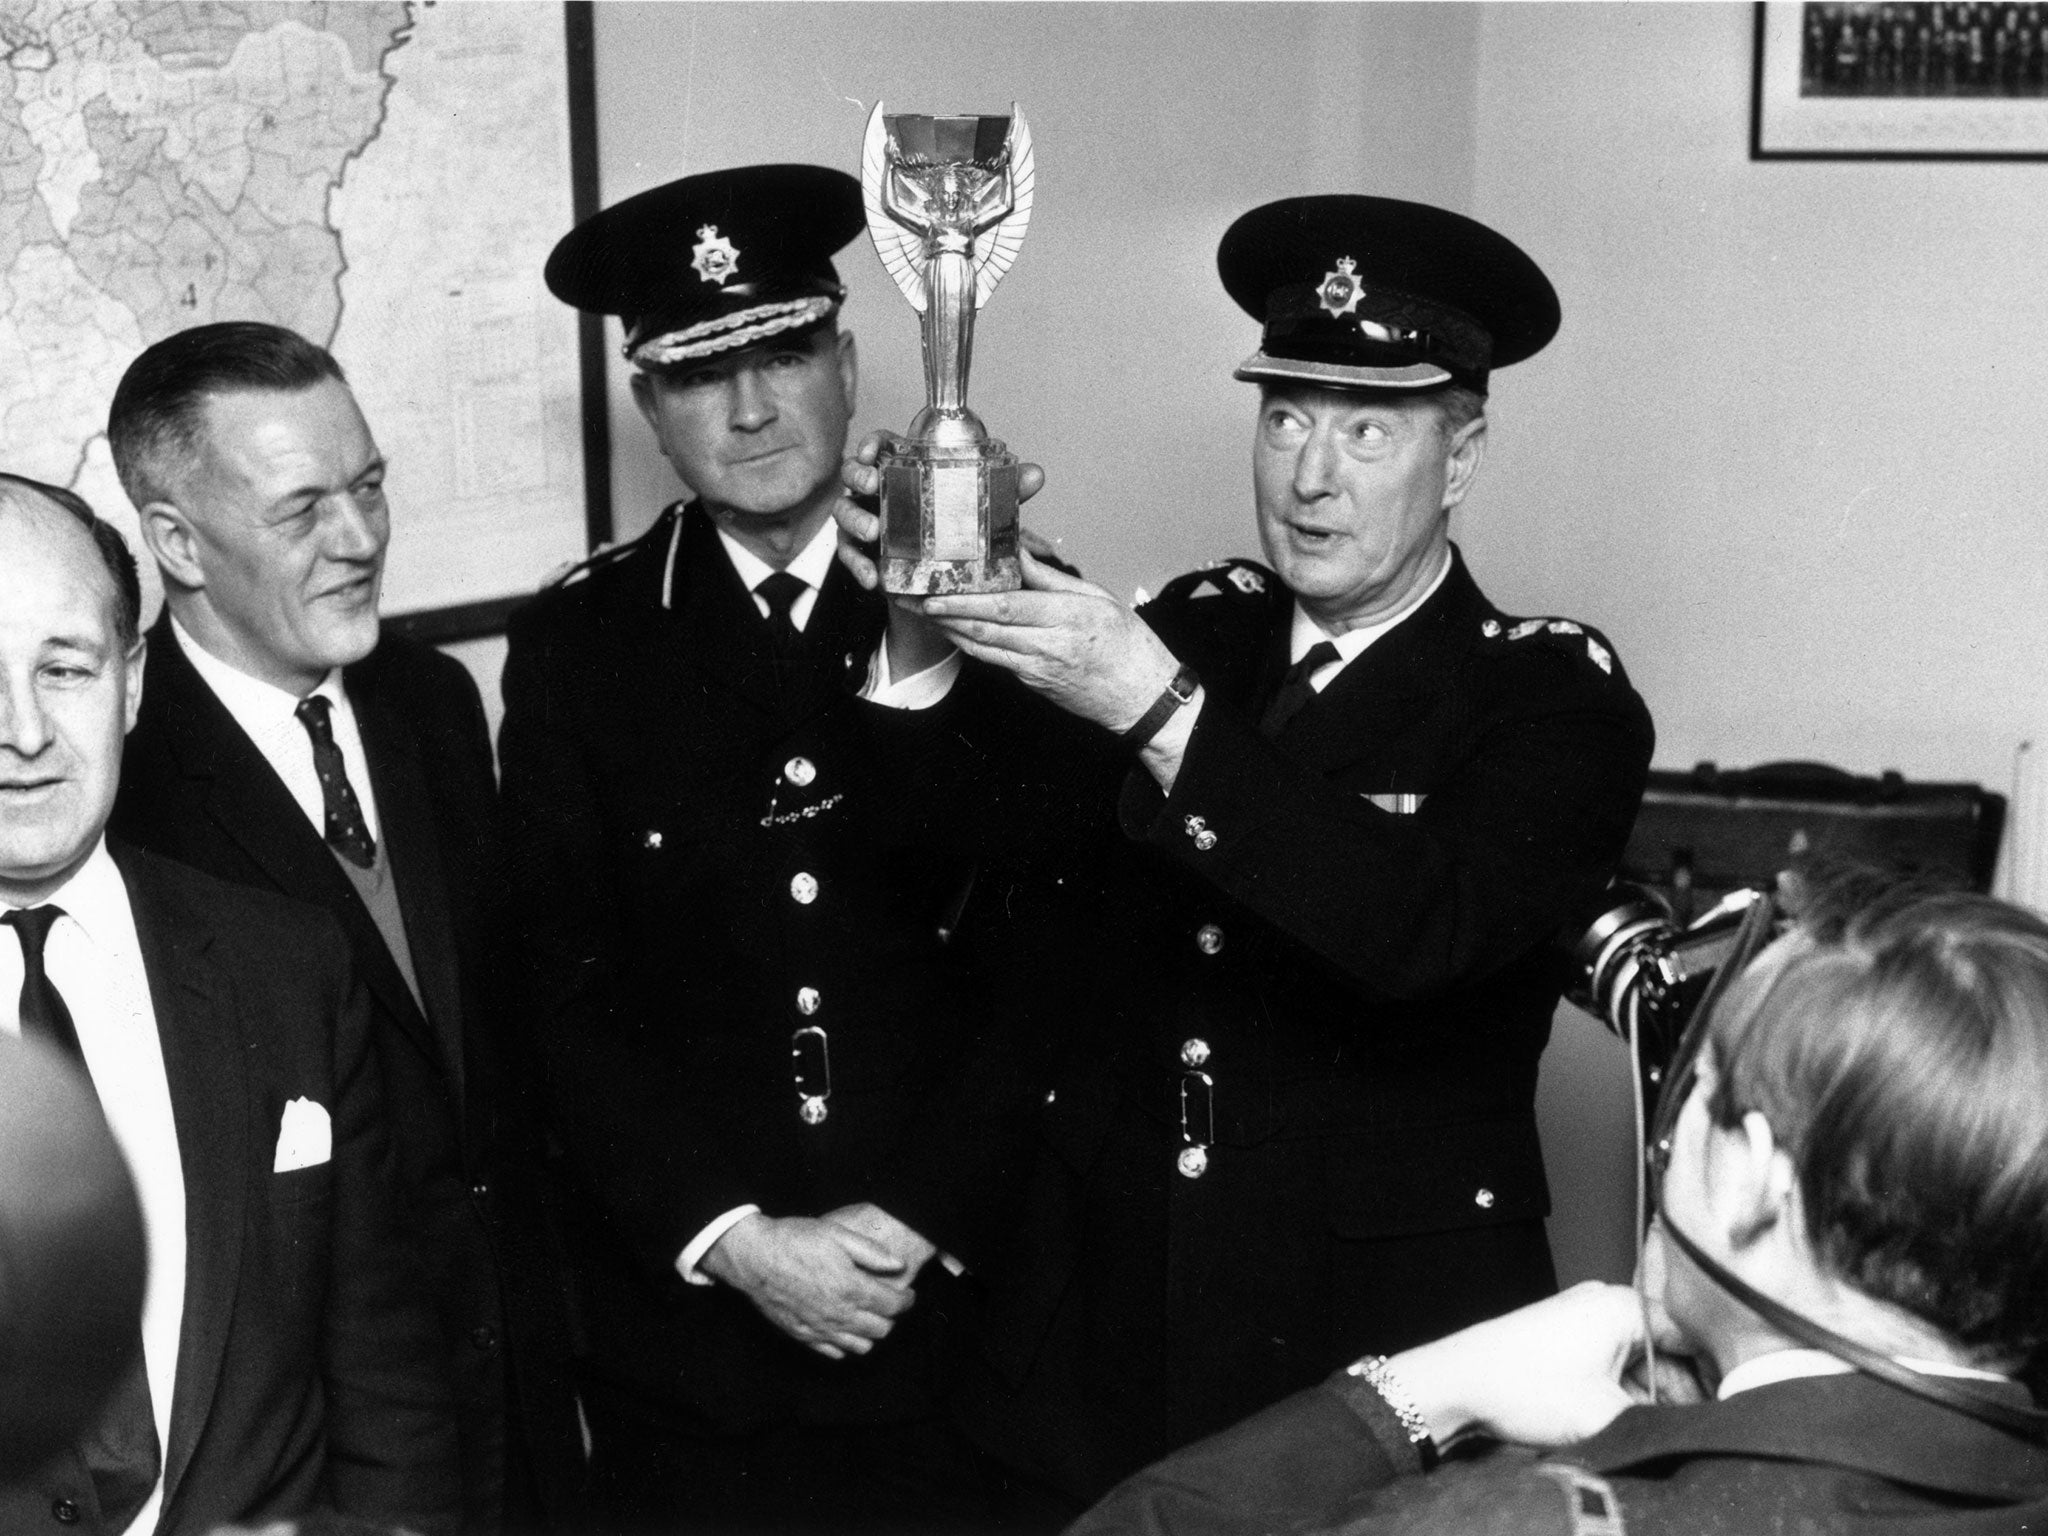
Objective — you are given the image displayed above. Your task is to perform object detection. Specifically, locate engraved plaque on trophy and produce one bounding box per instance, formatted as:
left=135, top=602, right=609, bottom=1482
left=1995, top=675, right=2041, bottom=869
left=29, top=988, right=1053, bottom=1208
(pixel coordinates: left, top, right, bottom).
left=862, top=103, right=1035, bottom=594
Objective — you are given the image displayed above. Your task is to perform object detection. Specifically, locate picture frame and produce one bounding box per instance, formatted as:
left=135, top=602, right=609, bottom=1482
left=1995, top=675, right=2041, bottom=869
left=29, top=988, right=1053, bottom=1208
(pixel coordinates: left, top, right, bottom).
left=1752, top=1, right=2048, bottom=160
left=384, top=1, right=611, bottom=646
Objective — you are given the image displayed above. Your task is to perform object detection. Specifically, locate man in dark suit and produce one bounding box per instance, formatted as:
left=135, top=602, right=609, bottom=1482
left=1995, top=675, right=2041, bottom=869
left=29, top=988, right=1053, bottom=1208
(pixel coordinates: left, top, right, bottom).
left=1071, top=880, right=2048, bottom=1536
left=501, top=164, right=1049, bottom=1531
left=104, top=323, right=582, bottom=1533
left=0, top=474, right=459, bottom=1534
left=841, top=194, right=1657, bottom=1506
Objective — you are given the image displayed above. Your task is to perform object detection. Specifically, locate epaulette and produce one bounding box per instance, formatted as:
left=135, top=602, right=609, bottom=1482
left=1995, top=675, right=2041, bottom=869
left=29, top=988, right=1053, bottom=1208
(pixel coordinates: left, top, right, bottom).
left=1480, top=613, right=1616, bottom=677
left=1146, top=556, right=1277, bottom=608
left=539, top=505, right=680, bottom=591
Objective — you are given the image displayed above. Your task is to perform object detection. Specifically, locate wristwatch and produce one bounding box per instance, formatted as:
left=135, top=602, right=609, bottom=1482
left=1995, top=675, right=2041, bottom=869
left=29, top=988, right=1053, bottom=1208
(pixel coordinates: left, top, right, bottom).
left=1120, top=662, right=1200, bottom=749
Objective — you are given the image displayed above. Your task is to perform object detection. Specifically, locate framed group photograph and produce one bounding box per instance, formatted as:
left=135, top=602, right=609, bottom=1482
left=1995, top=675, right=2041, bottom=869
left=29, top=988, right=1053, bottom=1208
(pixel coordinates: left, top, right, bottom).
left=1753, top=1, right=2048, bottom=159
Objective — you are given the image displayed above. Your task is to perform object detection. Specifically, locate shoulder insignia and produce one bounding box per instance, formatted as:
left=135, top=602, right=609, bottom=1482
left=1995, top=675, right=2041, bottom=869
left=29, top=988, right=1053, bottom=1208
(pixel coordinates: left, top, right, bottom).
left=1488, top=613, right=1618, bottom=676
left=1154, top=557, right=1276, bottom=607
left=543, top=541, right=620, bottom=590
left=543, top=506, right=682, bottom=591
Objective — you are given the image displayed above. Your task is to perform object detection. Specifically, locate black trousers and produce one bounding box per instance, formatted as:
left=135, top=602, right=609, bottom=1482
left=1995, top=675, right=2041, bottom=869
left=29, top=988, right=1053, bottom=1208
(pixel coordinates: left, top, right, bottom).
left=582, top=1377, right=999, bottom=1535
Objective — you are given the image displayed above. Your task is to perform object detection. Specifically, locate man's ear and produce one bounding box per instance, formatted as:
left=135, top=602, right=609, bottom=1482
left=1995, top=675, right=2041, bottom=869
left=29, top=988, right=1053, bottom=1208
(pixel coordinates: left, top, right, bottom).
left=1722, top=1111, right=1799, bottom=1250
left=140, top=501, right=205, bottom=593
left=121, top=636, right=145, bottom=735
left=835, top=330, right=858, bottom=416
left=1440, top=416, right=1488, bottom=513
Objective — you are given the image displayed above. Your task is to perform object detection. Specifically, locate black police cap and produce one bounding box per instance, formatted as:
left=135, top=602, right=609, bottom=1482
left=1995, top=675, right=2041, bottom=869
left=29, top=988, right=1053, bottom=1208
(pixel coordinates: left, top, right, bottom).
left=545, top=164, right=865, bottom=370
left=1218, top=195, right=1559, bottom=396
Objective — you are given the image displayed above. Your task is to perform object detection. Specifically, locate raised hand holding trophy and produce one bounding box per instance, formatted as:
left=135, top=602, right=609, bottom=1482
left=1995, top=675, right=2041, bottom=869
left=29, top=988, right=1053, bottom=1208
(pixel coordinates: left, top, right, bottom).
left=862, top=103, right=1034, bottom=594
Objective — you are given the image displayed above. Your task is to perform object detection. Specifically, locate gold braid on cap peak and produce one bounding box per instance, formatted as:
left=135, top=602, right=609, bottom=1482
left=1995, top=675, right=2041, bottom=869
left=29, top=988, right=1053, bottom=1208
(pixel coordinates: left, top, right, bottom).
left=628, top=294, right=838, bottom=370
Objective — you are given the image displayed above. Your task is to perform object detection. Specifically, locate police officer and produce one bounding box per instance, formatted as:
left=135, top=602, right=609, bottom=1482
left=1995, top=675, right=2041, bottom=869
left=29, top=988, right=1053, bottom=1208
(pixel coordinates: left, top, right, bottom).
left=843, top=193, right=1658, bottom=1511
left=501, top=165, right=1026, bottom=1531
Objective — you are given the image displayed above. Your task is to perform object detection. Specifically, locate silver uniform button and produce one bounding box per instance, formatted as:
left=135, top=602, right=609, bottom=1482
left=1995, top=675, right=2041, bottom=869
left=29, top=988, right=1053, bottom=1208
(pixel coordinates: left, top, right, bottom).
left=790, top=872, right=819, bottom=904
left=784, top=756, right=817, bottom=787
left=800, top=1095, right=829, bottom=1126
left=1177, top=1146, right=1209, bottom=1179
left=1474, top=1187, right=1496, bottom=1209
left=643, top=830, right=663, bottom=850
left=1195, top=923, right=1224, bottom=955
left=796, top=987, right=820, bottom=1016
left=1180, top=1038, right=1211, bottom=1067
left=1193, top=829, right=1218, bottom=851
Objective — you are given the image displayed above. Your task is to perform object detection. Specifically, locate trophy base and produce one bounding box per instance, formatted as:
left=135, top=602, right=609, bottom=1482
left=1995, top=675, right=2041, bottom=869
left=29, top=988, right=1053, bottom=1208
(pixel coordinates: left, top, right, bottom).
left=878, top=442, right=1022, bottom=596
left=882, top=554, right=1023, bottom=595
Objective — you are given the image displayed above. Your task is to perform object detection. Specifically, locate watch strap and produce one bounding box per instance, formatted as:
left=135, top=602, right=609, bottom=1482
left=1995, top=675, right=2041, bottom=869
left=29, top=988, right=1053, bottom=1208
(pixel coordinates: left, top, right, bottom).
left=1120, top=662, right=1200, bottom=749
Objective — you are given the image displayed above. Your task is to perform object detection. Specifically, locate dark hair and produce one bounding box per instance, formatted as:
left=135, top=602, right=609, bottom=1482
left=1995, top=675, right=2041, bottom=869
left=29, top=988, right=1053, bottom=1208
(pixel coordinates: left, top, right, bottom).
left=0, top=473, right=142, bottom=647
left=1707, top=878, right=2048, bottom=1364
left=108, top=322, right=346, bottom=507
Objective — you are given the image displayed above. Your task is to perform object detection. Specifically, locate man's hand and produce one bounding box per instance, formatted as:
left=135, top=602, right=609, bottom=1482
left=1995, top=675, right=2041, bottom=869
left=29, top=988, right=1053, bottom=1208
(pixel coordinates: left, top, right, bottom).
left=1383, top=1282, right=1695, bottom=1449
left=917, top=551, right=1183, bottom=734
left=697, top=1213, right=914, bottom=1360
left=824, top=1201, right=938, bottom=1278
left=834, top=430, right=1049, bottom=592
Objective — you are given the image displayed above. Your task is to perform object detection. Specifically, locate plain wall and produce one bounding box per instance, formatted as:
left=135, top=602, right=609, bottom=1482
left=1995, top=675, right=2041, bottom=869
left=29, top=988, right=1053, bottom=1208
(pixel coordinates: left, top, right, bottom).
left=1469, top=3, right=2048, bottom=800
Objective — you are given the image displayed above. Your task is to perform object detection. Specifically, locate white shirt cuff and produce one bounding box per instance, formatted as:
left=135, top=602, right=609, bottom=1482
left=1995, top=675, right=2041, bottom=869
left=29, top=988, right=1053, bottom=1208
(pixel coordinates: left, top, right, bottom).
left=676, top=1203, right=761, bottom=1285
left=861, top=643, right=962, bottom=709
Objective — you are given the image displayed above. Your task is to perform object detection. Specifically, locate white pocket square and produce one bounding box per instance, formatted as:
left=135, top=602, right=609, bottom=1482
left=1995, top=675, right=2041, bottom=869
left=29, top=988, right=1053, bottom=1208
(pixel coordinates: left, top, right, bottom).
left=273, top=1096, right=332, bottom=1173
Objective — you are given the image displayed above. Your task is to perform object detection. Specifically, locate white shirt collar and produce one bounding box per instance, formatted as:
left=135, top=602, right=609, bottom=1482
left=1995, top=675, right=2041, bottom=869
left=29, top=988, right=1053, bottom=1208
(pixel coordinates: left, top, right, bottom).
left=714, top=514, right=839, bottom=605
left=1289, top=546, right=1451, bottom=667
left=0, top=836, right=126, bottom=937
left=167, top=612, right=377, bottom=841
left=1287, top=547, right=1452, bottom=676
left=1717, top=1347, right=2009, bottom=1400
left=170, top=611, right=344, bottom=718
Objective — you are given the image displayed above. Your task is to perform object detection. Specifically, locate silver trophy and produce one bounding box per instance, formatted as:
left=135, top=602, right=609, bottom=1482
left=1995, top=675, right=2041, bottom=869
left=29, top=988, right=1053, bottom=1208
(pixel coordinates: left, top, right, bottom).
left=862, top=103, right=1035, bottom=594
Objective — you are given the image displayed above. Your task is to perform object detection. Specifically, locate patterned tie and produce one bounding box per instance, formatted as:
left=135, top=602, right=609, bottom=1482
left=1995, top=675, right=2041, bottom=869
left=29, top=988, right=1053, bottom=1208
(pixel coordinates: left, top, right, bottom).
left=295, top=695, right=377, bottom=869
left=1259, top=640, right=1340, bottom=738
left=2, top=906, right=162, bottom=1529
left=755, top=570, right=809, bottom=658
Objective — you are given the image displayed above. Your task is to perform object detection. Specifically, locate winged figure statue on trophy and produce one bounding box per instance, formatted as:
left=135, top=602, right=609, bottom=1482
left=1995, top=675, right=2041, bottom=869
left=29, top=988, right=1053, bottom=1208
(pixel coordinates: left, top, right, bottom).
left=861, top=103, right=1036, bottom=594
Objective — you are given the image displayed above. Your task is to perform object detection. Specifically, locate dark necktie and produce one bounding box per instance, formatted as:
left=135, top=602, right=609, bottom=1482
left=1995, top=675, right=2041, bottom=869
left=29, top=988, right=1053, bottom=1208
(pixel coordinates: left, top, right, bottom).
left=295, top=695, right=377, bottom=869
left=1259, top=640, right=1340, bottom=738
left=2, top=906, right=162, bottom=1529
left=3, top=905, right=84, bottom=1059
left=755, top=570, right=809, bottom=658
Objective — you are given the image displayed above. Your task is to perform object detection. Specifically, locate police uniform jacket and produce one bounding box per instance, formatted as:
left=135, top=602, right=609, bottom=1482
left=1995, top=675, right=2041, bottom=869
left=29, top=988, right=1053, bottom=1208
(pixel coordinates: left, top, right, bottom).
left=498, top=503, right=1061, bottom=1429
left=1072, top=1362, right=2048, bottom=1536
left=965, top=546, right=1655, bottom=1498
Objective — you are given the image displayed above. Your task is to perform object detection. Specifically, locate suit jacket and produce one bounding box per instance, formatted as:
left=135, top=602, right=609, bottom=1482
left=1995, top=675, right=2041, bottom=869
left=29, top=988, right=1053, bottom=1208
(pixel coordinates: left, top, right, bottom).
left=112, top=620, right=583, bottom=1528
left=1074, top=1363, right=2048, bottom=1536
left=962, top=548, right=1657, bottom=1498
left=0, top=846, right=459, bottom=1535
left=498, top=504, right=1067, bottom=1429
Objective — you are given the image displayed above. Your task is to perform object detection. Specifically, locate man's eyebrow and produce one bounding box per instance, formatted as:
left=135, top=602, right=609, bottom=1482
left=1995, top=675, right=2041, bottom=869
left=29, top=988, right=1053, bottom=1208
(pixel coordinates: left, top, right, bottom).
left=41, top=631, right=111, bottom=659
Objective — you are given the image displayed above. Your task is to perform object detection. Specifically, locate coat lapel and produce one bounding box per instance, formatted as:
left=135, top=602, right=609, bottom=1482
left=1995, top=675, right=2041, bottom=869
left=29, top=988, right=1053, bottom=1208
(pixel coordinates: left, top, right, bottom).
left=116, top=848, right=246, bottom=1509
left=661, top=505, right=881, bottom=729
left=1271, top=549, right=1489, bottom=777
left=144, top=624, right=446, bottom=1074
left=349, top=662, right=465, bottom=1091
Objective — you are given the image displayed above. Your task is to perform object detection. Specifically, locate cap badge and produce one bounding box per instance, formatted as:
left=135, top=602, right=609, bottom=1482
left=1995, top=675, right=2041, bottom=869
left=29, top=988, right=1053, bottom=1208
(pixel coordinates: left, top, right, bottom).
left=690, top=224, right=741, bottom=286
left=1318, top=256, right=1364, bottom=318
